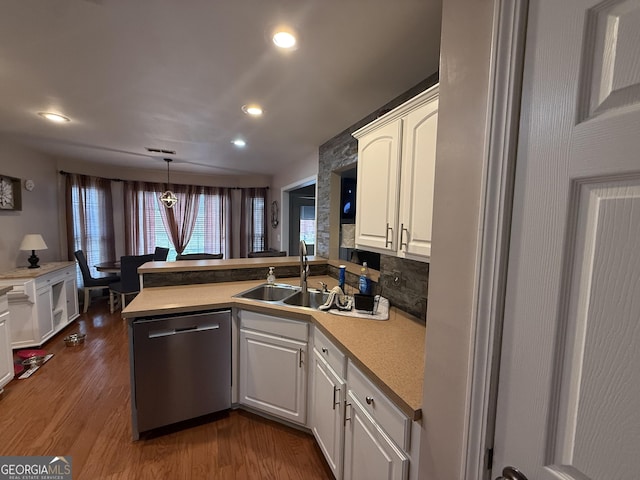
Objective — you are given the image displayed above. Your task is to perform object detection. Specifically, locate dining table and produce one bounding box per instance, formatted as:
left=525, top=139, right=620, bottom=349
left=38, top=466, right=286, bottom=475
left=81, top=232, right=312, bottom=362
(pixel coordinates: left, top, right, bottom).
left=95, top=261, right=121, bottom=274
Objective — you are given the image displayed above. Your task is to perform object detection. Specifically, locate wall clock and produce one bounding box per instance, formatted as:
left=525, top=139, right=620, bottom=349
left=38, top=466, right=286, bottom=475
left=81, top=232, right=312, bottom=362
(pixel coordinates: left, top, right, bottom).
left=0, top=175, right=21, bottom=211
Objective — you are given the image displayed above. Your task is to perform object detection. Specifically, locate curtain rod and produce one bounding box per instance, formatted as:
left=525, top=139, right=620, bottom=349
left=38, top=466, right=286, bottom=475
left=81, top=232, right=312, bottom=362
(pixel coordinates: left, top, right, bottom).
left=58, top=170, right=269, bottom=189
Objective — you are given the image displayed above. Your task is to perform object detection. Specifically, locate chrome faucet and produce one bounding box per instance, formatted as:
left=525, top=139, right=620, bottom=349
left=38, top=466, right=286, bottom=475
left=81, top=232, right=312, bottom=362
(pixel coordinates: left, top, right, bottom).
left=300, top=240, right=309, bottom=294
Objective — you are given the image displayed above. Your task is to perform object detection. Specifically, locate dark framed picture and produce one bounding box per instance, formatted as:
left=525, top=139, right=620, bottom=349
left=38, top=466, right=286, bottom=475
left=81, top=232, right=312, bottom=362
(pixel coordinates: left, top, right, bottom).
left=0, top=175, right=22, bottom=211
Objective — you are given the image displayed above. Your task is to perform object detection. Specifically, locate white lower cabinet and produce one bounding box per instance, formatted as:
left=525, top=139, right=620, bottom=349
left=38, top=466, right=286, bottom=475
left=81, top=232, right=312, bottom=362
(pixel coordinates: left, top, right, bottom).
left=238, top=314, right=414, bottom=479
left=0, top=294, right=13, bottom=392
left=310, top=329, right=412, bottom=480
left=239, top=310, right=308, bottom=425
left=311, top=348, right=346, bottom=480
left=344, top=393, right=409, bottom=480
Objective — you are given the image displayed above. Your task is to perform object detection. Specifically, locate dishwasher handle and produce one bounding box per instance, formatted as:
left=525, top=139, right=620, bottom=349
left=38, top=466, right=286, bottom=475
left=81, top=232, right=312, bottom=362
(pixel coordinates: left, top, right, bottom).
left=148, top=323, right=220, bottom=339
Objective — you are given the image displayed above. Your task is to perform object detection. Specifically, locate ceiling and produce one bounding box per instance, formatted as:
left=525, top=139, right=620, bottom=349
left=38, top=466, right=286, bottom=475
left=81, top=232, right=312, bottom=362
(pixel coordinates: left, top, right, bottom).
left=0, top=0, right=441, bottom=176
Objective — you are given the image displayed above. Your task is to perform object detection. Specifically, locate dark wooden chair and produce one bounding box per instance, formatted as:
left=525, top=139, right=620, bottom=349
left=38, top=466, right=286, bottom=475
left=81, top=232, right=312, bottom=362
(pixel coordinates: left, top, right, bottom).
left=108, top=254, right=154, bottom=313
left=153, top=247, right=170, bottom=261
left=74, top=250, right=120, bottom=313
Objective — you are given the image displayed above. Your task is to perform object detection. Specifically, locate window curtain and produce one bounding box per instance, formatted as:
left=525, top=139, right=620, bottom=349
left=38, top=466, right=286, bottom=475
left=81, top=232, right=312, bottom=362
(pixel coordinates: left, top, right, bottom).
left=123, top=181, right=161, bottom=255
left=65, top=173, right=115, bottom=284
left=240, top=187, right=268, bottom=257
left=203, top=186, right=232, bottom=258
left=158, top=184, right=201, bottom=255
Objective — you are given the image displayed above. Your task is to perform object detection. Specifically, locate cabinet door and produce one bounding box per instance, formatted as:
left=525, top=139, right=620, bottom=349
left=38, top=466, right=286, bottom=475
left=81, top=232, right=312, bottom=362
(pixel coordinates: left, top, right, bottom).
left=311, top=349, right=345, bottom=480
left=398, top=97, right=438, bottom=260
left=64, top=277, right=79, bottom=321
left=35, top=287, right=54, bottom=342
left=0, top=311, right=13, bottom=390
left=344, top=393, right=408, bottom=480
left=239, top=328, right=307, bottom=424
left=355, top=119, right=402, bottom=253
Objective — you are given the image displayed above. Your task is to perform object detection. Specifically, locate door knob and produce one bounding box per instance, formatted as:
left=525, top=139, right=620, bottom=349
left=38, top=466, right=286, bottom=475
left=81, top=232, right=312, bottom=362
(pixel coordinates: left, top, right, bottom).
left=495, top=466, right=529, bottom=480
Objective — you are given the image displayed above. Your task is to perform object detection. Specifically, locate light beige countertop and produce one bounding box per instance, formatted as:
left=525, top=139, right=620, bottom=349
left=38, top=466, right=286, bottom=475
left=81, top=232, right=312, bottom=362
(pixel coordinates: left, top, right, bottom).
left=0, top=261, right=75, bottom=280
left=123, top=275, right=426, bottom=420
left=138, top=255, right=327, bottom=274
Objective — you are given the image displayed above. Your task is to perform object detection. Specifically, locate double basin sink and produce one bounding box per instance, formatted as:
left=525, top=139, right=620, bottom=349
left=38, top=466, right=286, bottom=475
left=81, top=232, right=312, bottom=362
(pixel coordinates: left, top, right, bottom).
left=234, top=283, right=329, bottom=310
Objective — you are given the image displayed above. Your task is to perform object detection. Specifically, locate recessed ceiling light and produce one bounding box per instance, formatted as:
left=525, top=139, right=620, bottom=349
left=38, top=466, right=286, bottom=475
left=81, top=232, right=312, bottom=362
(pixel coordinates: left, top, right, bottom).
left=38, top=112, right=70, bottom=123
left=231, top=139, right=246, bottom=148
left=272, top=30, right=297, bottom=49
left=242, top=104, right=263, bottom=116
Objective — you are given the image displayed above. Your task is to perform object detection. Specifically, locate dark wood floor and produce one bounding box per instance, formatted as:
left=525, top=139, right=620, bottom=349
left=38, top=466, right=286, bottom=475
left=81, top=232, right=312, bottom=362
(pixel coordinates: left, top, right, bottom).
left=0, top=298, right=333, bottom=479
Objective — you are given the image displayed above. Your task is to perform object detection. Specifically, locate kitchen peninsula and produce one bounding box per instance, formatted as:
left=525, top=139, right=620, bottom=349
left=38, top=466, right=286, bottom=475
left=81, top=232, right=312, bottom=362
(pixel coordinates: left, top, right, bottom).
left=124, top=257, right=426, bottom=479
left=125, top=266, right=423, bottom=419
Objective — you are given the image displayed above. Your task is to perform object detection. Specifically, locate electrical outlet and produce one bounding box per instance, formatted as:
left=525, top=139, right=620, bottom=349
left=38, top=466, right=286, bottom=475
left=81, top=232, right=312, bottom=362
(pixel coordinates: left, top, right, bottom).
left=392, top=271, right=402, bottom=287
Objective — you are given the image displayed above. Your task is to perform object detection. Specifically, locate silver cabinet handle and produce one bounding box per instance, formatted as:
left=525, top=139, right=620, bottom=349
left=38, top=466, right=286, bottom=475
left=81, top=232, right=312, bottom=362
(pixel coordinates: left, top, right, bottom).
left=400, top=223, right=409, bottom=249
left=322, top=347, right=328, bottom=354
left=365, top=396, right=374, bottom=405
left=385, top=223, right=393, bottom=248
left=344, top=401, right=352, bottom=425
left=332, top=386, right=340, bottom=410
left=299, top=348, right=304, bottom=368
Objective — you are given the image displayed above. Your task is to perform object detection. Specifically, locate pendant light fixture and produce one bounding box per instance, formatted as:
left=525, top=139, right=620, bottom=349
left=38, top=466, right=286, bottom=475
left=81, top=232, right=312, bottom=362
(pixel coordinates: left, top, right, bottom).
left=159, top=158, right=178, bottom=208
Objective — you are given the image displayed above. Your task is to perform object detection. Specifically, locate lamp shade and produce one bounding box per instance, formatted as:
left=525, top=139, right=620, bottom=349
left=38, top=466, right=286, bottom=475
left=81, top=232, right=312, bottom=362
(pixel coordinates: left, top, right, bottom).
left=340, top=224, right=356, bottom=248
left=19, top=234, right=48, bottom=251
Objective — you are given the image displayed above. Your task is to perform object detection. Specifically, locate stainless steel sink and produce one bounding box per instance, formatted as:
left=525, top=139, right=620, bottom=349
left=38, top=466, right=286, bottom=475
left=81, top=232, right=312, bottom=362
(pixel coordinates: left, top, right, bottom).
left=282, top=290, right=329, bottom=309
left=234, top=283, right=300, bottom=302
left=234, top=283, right=330, bottom=310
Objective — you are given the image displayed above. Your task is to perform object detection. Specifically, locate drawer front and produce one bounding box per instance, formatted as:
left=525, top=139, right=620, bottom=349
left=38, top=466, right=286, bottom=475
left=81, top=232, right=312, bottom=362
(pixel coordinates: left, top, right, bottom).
left=239, top=309, right=308, bottom=342
left=313, top=327, right=346, bottom=378
left=347, top=360, right=410, bottom=451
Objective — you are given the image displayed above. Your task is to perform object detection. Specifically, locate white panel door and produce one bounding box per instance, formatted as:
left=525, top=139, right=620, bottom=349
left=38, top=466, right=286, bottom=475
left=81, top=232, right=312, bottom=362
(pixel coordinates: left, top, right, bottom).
left=344, top=393, right=408, bottom=480
left=311, top=349, right=345, bottom=480
left=399, top=96, right=438, bottom=260
left=239, top=328, right=307, bottom=425
left=355, top=119, right=402, bottom=253
left=493, top=1, right=640, bottom=479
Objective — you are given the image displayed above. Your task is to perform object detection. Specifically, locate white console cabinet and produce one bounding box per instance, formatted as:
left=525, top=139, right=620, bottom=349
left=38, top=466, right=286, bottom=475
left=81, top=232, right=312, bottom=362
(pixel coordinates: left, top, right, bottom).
left=0, top=290, right=13, bottom=392
left=0, top=262, right=79, bottom=349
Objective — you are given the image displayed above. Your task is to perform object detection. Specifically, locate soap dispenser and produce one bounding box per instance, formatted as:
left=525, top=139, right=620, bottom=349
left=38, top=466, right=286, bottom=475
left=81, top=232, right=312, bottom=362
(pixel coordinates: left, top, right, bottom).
left=267, top=267, right=276, bottom=284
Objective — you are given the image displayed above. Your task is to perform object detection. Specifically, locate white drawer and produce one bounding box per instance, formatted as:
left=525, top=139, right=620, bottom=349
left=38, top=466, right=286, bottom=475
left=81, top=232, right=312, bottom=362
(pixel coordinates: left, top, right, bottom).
left=239, top=310, right=308, bottom=342
left=313, top=327, right=346, bottom=378
left=347, top=360, right=410, bottom=451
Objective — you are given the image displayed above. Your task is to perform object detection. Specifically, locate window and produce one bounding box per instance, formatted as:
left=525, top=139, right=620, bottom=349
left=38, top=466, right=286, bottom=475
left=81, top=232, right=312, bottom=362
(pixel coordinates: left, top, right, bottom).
left=299, top=205, right=316, bottom=247
left=251, top=196, right=265, bottom=252
left=125, top=182, right=228, bottom=259
left=65, top=174, right=115, bottom=286
left=152, top=195, right=226, bottom=259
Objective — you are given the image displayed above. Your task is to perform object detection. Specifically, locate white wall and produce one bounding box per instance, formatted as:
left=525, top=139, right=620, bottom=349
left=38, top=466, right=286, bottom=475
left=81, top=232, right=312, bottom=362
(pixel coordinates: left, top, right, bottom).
left=269, top=152, right=318, bottom=250
left=0, top=139, right=62, bottom=271
left=418, top=0, right=496, bottom=479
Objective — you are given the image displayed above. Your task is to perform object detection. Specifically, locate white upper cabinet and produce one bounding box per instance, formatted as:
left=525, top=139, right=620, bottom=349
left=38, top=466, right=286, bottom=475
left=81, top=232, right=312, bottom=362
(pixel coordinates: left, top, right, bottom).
left=354, top=119, right=403, bottom=253
left=398, top=97, right=438, bottom=260
left=353, top=85, right=439, bottom=262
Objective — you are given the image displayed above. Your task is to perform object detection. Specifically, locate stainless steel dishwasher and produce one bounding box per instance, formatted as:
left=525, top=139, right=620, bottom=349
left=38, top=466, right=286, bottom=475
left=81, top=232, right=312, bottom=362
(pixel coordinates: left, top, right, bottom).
left=129, top=309, right=231, bottom=439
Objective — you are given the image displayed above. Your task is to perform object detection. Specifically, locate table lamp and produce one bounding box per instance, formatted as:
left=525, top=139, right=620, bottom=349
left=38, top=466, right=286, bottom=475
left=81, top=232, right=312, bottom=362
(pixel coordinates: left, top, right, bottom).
left=19, top=234, right=48, bottom=268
